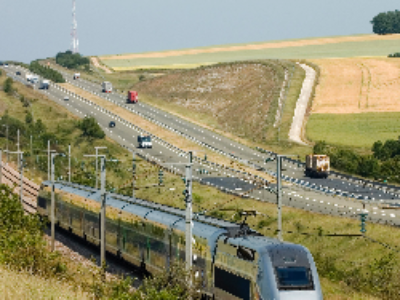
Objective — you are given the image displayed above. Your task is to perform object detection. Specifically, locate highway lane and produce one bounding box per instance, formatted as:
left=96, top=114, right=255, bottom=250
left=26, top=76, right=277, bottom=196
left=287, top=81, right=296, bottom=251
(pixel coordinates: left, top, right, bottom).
left=53, top=67, right=400, bottom=202
left=4, top=65, right=400, bottom=226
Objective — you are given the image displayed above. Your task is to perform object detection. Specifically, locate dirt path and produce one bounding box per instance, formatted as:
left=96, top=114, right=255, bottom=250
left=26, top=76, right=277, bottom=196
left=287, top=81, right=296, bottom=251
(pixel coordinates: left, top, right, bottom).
left=91, top=57, right=113, bottom=74
left=100, top=34, right=400, bottom=61
left=289, top=64, right=316, bottom=145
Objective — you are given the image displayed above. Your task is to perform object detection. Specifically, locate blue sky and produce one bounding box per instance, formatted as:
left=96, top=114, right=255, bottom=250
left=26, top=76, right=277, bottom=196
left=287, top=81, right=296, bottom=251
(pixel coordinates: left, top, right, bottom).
left=0, top=0, right=399, bottom=62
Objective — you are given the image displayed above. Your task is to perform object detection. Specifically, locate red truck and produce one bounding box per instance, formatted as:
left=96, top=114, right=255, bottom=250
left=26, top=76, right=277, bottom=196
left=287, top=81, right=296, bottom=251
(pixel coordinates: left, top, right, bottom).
left=127, top=91, right=138, bottom=103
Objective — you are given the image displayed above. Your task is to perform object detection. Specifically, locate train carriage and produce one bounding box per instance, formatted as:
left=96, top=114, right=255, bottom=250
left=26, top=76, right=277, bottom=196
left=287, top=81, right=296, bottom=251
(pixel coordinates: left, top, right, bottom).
left=38, top=181, right=323, bottom=300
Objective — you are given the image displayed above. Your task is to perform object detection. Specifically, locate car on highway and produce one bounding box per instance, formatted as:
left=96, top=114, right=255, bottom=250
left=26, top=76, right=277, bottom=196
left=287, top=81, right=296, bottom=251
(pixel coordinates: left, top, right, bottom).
left=64, top=96, right=69, bottom=101
left=3, top=64, right=8, bottom=68
left=16, top=71, right=21, bottom=76
left=109, top=121, right=116, bottom=128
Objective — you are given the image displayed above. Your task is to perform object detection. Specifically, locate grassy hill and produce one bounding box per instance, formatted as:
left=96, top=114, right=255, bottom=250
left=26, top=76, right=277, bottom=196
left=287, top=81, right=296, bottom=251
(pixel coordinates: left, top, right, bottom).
left=135, top=61, right=302, bottom=145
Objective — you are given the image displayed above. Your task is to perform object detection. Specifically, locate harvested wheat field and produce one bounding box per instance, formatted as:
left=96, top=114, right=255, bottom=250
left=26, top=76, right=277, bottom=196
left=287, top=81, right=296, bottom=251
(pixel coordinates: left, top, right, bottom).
left=310, top=57, right=400, bottom=114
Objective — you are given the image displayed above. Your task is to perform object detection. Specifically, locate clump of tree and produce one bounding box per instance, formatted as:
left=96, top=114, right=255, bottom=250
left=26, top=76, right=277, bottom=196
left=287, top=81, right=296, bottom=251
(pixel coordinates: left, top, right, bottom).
left=314, top=137, right=400, bottom=182
left=371, top=10, right=400, bottom=34
left=29, top=61, right=65, bottom=83
left=3, top=77, right=14, bottom=95
left=78, top=116, right=105, bottom=139
left=56, top=50, right=90, bottom=70
left=388, top=52, right=400, bottom=58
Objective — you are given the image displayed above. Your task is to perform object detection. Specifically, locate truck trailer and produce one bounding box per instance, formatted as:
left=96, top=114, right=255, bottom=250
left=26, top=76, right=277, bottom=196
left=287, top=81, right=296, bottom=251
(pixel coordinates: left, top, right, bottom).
left=39, top=79, right=50, bottom=90
left=305, top=154, right=330, bottom=178
left=73, top=73, right=80, bottom=80
left=127, top=91, right=138, bottom=103
left=102, top=81, right=112, bottom=93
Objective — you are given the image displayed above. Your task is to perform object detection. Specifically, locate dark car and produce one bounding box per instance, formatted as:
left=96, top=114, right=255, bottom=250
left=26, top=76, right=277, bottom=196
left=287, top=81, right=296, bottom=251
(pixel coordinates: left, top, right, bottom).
left=16, top=71, right=21, bottom=76
left=109, top=121, right=116, bottom=128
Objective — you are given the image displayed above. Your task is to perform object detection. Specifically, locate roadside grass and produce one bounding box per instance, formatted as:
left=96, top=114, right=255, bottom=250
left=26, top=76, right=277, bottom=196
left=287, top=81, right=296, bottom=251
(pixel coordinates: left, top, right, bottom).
left=306, top=112, right=400, bottom=150
left=0, top=265, right=89, bottom=300
left=100, top=38, right=400, bottom=70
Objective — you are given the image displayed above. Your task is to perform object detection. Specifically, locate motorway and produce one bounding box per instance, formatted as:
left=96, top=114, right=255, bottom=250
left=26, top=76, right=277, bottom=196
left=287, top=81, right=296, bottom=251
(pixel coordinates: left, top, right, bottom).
left=53, top=67, right=400, bottom=200
left=4, top=64, right=400, bottom=226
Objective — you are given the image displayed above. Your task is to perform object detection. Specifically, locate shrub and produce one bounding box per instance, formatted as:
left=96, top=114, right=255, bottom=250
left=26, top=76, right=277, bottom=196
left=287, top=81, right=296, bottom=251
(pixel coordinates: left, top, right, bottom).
left=78, top=116, right=105, bottom=139
left=0, top=184, right=66, bottom=277
left=3, top=77, right=14, bottom=95
left=388, top=52, right=400, bottom=57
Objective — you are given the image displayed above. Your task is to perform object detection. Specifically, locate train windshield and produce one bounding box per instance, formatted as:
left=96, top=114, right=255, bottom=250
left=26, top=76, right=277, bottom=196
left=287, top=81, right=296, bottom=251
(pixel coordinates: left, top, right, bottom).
left=275, top=267, right=314, bottom=290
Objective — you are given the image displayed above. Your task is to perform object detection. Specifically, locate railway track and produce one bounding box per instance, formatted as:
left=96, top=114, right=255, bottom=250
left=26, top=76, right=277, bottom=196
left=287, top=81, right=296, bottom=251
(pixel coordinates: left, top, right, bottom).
left=1, top=163, right=39, bottom=214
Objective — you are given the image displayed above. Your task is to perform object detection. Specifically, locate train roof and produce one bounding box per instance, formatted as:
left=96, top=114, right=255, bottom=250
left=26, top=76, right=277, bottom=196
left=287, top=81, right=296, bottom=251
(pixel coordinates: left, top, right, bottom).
left=41, top=181, right=303, bottom=253
left=42, top=181, right=228, bottom=243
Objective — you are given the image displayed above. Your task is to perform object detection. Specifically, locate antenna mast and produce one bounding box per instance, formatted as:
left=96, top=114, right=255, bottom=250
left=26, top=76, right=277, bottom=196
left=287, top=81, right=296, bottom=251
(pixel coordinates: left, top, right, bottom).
left=71, top=0, right=79, bottom=53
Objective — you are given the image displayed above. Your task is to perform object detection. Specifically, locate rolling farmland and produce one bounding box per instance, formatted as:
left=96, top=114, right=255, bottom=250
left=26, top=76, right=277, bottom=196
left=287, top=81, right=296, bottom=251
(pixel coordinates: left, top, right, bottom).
left=98, top=34, right=400, bottom=70
left=307, top=57, right=400, bottom=148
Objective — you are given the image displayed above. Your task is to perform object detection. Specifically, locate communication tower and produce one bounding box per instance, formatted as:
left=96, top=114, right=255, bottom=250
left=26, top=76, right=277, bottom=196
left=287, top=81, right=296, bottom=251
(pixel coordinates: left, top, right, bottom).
left=71, top=0, right=79, bottom=53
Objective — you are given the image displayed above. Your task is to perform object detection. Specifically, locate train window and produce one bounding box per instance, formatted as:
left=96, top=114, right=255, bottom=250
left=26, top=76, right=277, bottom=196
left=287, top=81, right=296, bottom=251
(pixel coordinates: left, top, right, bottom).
left=275, top=267, right=314, bottom=290
left=237, top=246, right=255, bottom=261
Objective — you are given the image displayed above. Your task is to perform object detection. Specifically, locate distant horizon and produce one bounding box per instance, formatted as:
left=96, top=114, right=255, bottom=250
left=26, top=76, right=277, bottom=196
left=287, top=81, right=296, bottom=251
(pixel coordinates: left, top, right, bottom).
left=1, top=0, right=399, bottom=63
left=98, top=33, right=384, bottom=57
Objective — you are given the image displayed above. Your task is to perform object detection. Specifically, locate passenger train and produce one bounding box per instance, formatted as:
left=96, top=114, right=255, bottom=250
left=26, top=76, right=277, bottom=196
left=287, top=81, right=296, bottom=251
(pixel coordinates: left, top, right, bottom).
left=37, top=181, right=323, bottom=300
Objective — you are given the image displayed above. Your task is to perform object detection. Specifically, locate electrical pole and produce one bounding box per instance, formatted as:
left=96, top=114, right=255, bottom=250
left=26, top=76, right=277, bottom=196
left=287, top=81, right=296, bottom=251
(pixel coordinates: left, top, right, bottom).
left=95, top=146, right=107, bottom=189
left=132, top=151, right=136, bottom=199
left=19, top=152, right=24, bottom=206
left=276, top=154, right=283, bottom=242
left=84, top=153, right=116, bottom=267
left=185, top=151, right=193, bottom=278
left=68, top=144, right=71, bottom=182
left=30, top=135, right=33, bottom=179
left=0, top=149, right=2, bottom=184
left=100, top=156, right=106, bottom=266
left=51, top=152, right=65, bottom=252
left=48, top=140, right=50, bottom=181
left=17, top=129, right=20, bottom=168
left=8, top=151, right=24, bottom=206
left=2, top=125, right=9, bottom=163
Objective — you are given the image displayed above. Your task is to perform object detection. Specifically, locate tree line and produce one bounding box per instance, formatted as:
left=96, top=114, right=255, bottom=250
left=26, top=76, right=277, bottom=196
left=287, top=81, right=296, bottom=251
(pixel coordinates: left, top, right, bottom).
left=371, top=10, right=400, bottom=34
left=56, top=50, right=90, bottom=70
left=29, top=61, right=65, bottom=83
left=314, top=138, right=400, bottom=183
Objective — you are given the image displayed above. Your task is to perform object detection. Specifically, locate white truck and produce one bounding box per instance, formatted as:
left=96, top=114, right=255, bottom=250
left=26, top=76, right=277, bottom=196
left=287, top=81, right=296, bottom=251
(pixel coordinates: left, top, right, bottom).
left=30, top=75, right=39, bottom=84
left=102, top=81, right=112, bottom=93
left=137, top=135, right=152, bottom=148
left=26, top=74, right=33, bottom=82
left=73, top=73, right=80, bottom=80
left=39, top=79, right=50, bottom=90
left=305, top=154, right=330, bottom=179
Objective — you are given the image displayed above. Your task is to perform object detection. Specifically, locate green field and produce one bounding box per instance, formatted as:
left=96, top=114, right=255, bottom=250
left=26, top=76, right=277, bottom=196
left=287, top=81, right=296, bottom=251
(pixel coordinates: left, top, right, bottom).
left=102, top=39, right=400, bottom=70
left=306, top=112, right=400, bottom=149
